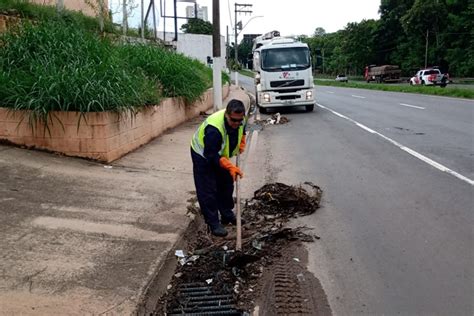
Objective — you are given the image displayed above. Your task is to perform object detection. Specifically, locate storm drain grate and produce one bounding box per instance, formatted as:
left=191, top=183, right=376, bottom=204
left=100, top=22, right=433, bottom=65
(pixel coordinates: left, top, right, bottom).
left=167, top=282, right=243, bottom=316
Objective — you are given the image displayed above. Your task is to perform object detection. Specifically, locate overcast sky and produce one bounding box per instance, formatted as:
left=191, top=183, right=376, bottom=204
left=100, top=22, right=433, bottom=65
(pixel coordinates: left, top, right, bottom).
left=111, top=0, right=381, bottom=37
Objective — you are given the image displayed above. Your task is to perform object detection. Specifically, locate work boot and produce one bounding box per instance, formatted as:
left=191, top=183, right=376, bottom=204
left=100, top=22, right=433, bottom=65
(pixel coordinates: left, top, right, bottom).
left=209, top=224, right=228, bottom=237
left=221, top=215, right=246, bottom=226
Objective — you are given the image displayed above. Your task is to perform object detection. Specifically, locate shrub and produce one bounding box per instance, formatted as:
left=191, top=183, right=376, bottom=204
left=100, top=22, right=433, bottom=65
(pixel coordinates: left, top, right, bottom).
left=0, top=20, right=160, bottom=122
left=118, top=44, right=212, bottom=103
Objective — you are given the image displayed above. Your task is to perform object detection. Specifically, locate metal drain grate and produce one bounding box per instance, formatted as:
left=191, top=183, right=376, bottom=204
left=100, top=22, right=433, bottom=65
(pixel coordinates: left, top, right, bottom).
left=167, top=282, right=243, bottom=316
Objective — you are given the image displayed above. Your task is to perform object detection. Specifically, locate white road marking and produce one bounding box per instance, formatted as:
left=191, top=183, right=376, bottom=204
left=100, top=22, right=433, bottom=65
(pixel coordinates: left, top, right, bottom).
left=326, top=91, right=335, bottom=94
left=351, top=95, right=366, bottom=99
left=400, top=103, right=425, bottom=110
left=317, top=103, right=474, bottom=186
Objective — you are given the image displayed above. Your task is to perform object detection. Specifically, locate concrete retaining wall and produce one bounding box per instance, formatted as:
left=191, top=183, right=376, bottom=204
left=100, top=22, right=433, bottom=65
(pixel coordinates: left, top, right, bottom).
left=0, top=86, right=229, bottom=162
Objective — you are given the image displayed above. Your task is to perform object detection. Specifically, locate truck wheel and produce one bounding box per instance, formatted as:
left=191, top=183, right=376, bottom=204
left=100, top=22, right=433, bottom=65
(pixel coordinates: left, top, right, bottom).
left=305, top=104, right=314, bottom=112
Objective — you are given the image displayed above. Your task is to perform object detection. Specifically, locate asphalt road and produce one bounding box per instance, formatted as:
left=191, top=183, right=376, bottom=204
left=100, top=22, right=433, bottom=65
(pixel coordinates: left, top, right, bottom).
left=245, top=83, right=473, bottom=315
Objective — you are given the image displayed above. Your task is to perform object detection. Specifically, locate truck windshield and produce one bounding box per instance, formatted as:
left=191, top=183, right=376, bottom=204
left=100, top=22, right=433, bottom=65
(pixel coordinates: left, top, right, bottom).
left=261, top=47, right=310, bottom=71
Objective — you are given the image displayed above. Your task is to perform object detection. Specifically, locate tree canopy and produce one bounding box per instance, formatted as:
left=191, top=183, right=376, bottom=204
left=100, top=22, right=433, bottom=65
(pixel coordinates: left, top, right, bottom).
left=180, top=18, right=213, bottom=35
left=301, top=0, right=473, bottom=77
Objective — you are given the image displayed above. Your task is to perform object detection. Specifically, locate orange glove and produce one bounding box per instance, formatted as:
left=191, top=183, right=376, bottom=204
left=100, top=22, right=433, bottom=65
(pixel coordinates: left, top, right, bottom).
left=239, top=135, right=246, bottom=154
left=219, top=157, right=244, bottom=181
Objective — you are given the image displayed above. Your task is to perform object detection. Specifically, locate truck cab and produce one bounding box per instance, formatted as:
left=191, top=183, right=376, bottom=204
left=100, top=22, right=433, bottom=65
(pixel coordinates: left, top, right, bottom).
left=252, top=31, right=315, bottom=113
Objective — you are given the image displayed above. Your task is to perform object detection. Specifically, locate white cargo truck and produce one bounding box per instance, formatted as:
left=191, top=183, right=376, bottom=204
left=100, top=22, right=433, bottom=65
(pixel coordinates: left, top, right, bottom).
left=251, top=31, right=315, bottom=113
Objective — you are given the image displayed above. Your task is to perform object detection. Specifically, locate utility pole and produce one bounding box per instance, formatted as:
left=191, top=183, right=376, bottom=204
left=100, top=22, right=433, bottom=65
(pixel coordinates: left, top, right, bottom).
left=234, top=3, right=252, bottom=86
left=226, top=25, right=230, bottom=69
left=173, top=0, right=178, bottom=41
left=141, top=0, right=144, bottom=39
left=322, top=48, right=325, bottom=74
left=212, top=0, right=222, bottom=111
left=424, top=29, right=429, bottom=69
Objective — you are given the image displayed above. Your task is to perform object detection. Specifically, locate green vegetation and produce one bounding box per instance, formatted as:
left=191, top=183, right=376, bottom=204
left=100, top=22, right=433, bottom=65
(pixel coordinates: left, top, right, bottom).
left=0, top=20, right=159, bottom=120
left=315, top=80, right=474, bottom=99
left=302, top=0, right=473, bottom=77
left=118, top=44, right=212, bottom=103
left=0, top=18, right=215, bottom=123
left=180, top=18, right=213, bottom=35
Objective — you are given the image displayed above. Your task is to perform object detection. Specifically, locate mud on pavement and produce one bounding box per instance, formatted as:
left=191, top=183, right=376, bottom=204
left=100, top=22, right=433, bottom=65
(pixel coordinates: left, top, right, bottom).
left=152, top=182, right=332, bottom=315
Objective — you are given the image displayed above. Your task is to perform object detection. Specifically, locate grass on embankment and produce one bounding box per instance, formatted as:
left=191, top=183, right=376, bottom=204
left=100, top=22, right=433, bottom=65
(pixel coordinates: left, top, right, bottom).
left=315, top=79, right=474, bottom=99
left=0, top=17, right=224, bottom=125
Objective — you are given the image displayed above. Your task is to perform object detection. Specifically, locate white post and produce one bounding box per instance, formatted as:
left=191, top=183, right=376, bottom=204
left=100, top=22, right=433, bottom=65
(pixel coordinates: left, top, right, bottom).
left=235, top=71, right=239, bottom=87
left=56, top=0, right=64, bottom=13
left=213, top=57, right=223, bottom=111
left=122, top=0, right=127, bottom=35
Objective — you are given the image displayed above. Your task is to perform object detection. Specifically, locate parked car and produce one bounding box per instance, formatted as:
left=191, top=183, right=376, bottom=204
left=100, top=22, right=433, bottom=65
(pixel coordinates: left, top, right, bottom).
left=335, top=74, right=348, bottom=82
left=409, top=69, right=448, bottom=87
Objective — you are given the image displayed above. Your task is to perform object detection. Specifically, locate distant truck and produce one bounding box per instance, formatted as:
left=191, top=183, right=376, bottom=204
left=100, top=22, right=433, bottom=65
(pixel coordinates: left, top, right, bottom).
left=251, top=30, right=315, bottom=113
left=364, top=65, right=401, bottom=83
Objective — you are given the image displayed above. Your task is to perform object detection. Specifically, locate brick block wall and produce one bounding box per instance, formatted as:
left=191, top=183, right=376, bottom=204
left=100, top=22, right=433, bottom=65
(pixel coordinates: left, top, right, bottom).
left=0, top=86, right=230, bottom=162
left=29, top=0, right=108, bottom=17
left=0, top=15, right=22, bottom=33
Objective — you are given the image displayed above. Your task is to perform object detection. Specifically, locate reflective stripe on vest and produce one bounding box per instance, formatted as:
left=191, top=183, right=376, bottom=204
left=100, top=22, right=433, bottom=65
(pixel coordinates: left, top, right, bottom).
left=190, top=109, right=244, bottom=159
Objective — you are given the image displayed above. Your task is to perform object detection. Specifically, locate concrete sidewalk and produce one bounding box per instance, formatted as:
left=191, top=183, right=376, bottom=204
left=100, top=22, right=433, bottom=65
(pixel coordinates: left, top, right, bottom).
left=0, top=86, right=251, bottom=315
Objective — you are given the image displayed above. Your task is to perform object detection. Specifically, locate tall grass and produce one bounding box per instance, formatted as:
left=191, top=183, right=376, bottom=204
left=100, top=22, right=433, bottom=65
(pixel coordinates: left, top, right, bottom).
left=118, top=44, right=212, bottom=103
left=0, top=20, right=160, bottom=124
left=0, top=16, right=225, bottom=127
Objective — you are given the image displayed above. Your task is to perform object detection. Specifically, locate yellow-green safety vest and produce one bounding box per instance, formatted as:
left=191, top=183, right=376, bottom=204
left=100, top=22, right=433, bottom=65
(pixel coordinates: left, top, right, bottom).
left=191, top=109, right=245, bottom=159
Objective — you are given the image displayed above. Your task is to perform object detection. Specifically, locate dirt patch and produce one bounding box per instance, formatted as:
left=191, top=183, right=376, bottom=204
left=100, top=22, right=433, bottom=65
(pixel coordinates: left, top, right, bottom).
left=153, top=183, right=330, bottom=315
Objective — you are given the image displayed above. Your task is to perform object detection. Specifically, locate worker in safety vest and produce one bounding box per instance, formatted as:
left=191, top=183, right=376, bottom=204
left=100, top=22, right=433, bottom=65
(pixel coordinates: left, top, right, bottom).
left=190, top=99, right=247, bottom=237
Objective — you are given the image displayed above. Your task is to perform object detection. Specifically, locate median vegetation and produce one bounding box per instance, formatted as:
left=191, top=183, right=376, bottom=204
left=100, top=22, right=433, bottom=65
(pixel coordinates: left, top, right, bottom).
left=0, top=4, right=228, bottom=124
left=315, top=80, right=474, bottom=99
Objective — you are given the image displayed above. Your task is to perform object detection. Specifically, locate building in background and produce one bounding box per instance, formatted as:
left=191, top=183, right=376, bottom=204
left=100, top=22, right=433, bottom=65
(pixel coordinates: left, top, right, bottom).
left=30, top=0, right=108, bottom=17
left=185, top=4, right=208, bottom=21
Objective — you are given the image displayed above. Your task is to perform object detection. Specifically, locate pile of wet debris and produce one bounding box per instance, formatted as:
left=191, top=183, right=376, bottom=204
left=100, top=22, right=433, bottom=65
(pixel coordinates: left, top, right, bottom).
left=154, top=182, right=322, bottom=315
left=255, top=113, right=289, bottom=125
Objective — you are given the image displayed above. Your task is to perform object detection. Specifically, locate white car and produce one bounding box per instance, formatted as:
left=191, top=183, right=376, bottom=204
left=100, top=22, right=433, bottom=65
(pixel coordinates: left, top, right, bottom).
left=409, top=69, right=448, bottom=87
left=335, top=74, right=348, bottom=82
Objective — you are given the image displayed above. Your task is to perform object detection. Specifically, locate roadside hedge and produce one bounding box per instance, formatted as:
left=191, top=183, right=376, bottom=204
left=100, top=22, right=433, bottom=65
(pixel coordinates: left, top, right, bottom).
left=0, top=18, right=215, bottom=123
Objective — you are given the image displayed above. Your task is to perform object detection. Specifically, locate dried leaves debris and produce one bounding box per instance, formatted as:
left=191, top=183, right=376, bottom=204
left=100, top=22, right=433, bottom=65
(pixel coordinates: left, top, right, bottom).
left=155, top=182, right=323, bottom=315
left=255, top=113, right=289, bottom=125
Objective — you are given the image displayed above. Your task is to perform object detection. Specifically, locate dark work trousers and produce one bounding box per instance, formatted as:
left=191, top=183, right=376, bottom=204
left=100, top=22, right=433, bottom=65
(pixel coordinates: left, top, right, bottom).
left=191, top=148, right=235, bottom=228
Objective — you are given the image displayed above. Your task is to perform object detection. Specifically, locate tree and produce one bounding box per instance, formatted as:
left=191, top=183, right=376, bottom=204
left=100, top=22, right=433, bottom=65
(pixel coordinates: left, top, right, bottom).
left=375, top=0, right=414, bottom=66
left=313, top=27, right=326, bottom=37
left=401, top=0, right=448, bottom=69
left=340, top=20, right=378, bottom=75
left=180, top=18, right=213, bottom=35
